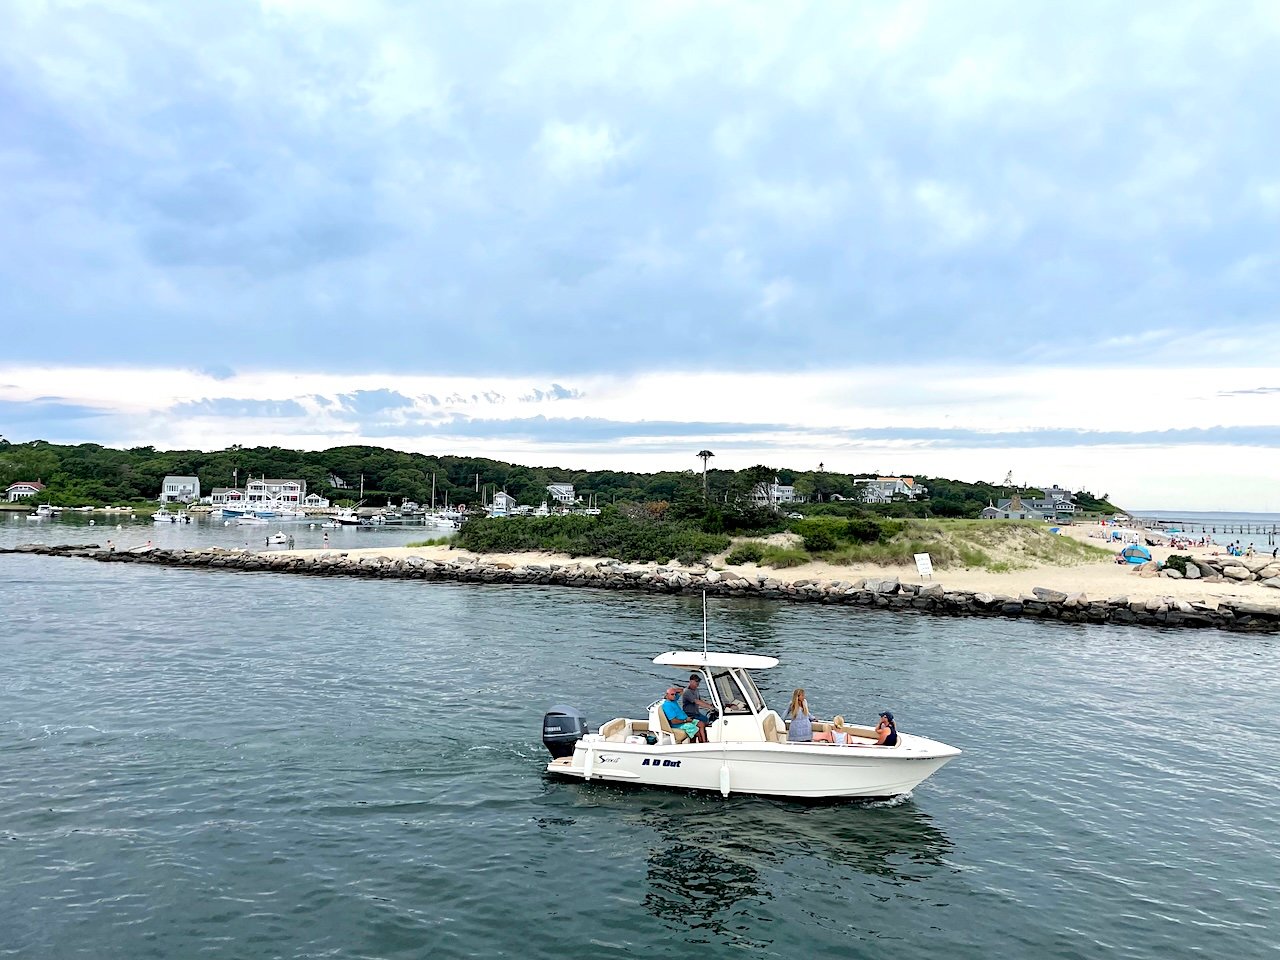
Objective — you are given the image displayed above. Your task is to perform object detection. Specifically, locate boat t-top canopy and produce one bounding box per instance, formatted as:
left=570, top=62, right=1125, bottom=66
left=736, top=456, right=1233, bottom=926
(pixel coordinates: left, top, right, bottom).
left=653, top=651, right=779, bottom=670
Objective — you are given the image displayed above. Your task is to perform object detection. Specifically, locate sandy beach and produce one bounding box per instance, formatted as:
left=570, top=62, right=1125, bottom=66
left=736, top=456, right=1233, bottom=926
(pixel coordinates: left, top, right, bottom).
left=287, top=521, right=1280, bottom=612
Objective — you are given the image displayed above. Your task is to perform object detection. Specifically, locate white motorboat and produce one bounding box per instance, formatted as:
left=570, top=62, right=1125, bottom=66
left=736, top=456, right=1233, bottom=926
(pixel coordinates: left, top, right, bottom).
left=236, top=515, right=268, bottom=526
left=151, top=509, right=192, bottom=523
left=332, top=508, right=363, bottom=526
left=267, top=531, right=290, bottom=545
left=544, top=650, right=960, bottom=800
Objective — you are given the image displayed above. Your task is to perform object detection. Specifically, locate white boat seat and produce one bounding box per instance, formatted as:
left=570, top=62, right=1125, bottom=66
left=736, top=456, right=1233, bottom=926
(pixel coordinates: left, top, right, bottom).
left=655, top=707, right=691, bottom=744
left=598, top=718, right=628, bottom=741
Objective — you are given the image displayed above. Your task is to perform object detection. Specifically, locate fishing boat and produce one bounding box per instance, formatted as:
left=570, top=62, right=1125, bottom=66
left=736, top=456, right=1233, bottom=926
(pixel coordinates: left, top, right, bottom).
left=151, top=509, right=192, bottom=523
left=543, top=650, right=960, bottom=799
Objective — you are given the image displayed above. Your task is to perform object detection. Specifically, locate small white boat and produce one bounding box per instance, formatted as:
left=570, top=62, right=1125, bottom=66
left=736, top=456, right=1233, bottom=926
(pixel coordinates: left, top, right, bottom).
left=267, top=531, right=289, bottom=545
left=236, top=515, right=268, bottom=526
left=544, top=650, right=960, bottom=800
left=151, top=509, right=192, bottom=523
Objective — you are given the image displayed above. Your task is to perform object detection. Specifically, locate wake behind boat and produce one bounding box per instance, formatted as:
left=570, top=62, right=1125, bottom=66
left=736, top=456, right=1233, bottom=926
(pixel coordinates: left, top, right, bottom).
left=543, top=650, right=960, bottom=800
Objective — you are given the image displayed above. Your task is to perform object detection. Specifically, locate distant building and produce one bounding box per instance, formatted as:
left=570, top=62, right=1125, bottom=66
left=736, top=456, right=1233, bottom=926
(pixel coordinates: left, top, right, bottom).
left=490, top=491, right=518, bottom=516
left=210, top=487, right=246, bottom=506
left=750, top=478, right=798, bottom=508
left=547, top=483, right=575, bottom=506
left=327, top=473, right=350, bottom=489
left=246, top=478, right=305, bottom=505
left=6, top=481, right=45, bottom=502
left=303, top=493, right=330, bottom=509
left=980, top=494, right=1046, bottom=520
left=1023, top=485, right=1078, bottom=520
left=160, top=475, right=200, bottom=504
left=861, top=477, right=926, bottom=504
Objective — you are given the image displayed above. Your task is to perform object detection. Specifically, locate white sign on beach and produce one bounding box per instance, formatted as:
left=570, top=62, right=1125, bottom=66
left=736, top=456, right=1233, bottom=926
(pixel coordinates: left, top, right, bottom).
left=914, top=552, right=934, bottom=579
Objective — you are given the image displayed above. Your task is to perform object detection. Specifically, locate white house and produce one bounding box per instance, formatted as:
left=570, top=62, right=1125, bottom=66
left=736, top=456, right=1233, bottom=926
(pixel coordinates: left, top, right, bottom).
left=861, top=477, right=926, bottom=504
left=547, top=483, right=575, bottom=505
left=6, top=481, right=45, bottom=502
left=303, top=493, right=330, bottom=509
left=245, top=478, right=306, bottom=505
left=749, top=478, right=798, bottom=508
left=160, top=475, right=201, bottom=504
left=210, top=487, right=246, bottom=506
left=489, top=491, right=518, bottom=516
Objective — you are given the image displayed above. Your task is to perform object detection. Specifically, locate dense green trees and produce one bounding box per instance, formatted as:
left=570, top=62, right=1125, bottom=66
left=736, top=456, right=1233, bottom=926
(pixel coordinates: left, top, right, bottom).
left=0, top=439, right=1117, bottom=516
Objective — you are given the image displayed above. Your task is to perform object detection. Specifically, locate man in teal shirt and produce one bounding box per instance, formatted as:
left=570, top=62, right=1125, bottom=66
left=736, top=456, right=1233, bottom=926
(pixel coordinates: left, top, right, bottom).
left=661, top=687, right=705, bottom=743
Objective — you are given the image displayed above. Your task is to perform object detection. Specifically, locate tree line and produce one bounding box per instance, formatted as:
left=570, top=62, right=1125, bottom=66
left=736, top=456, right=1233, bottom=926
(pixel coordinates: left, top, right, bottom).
left=0, top=438, right=1116, bottom=517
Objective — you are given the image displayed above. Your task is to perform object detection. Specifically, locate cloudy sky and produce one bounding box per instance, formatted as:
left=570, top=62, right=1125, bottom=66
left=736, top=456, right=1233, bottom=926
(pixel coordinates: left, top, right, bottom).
left=2, top=1, right=1278, bottom=510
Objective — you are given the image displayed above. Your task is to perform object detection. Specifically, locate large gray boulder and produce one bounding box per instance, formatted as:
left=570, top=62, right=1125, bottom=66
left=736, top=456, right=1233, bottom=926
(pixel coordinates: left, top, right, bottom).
left=1223, top=565, right=1253, bottom=580
left=1183, top=563, right=1201, bottom=579
left=1032, top=587, right=1069, bottom=603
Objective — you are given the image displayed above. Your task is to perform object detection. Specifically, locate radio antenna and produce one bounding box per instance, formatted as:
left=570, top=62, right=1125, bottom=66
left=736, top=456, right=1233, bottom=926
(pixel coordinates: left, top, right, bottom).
left=702, top=590, right=708, bottom=657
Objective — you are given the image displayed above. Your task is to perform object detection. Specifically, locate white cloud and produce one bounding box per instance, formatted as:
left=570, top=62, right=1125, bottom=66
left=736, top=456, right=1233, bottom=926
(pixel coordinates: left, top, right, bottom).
left=534, top=121, right=625, bottom=180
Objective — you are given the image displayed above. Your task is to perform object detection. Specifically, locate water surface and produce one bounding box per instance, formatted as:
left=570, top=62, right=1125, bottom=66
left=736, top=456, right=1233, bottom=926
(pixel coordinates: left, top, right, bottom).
left=2, top=556, right=1277, bottom=959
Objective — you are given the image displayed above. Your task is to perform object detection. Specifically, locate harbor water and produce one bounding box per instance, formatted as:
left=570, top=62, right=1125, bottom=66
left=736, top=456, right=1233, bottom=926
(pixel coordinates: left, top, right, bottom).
left=2, top=539, right=1279, bottom=958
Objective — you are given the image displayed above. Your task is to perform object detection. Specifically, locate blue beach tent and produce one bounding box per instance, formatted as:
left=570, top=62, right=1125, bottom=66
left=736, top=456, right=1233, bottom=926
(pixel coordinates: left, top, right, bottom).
left=1120, top=545, right=1152, bottom=564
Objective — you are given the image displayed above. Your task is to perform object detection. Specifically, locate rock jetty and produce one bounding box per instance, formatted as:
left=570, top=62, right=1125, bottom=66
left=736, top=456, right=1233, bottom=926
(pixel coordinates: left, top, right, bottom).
left=6, top=543, right=1280, bottom=633
left=1131, top=555, right=1280, bottom=588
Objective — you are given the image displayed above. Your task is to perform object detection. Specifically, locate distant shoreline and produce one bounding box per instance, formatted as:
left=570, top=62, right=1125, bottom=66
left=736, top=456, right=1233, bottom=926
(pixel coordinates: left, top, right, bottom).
left=6, top=521, right=1280, bottom=632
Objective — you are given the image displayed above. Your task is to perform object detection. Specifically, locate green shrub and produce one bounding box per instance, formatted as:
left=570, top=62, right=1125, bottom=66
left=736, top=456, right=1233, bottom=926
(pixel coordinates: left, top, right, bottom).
left=726, top=541, right=766, bottom=565
left=454, top=510, right=730, bottom=564
left=801, top=528, right=839, bottom=552
left=760, top=545, right=810, bottom=568
left=1164, top=554, right=1192, bottom=574
left=845, top=518, right=881, bottom=543
left=877, top=519, right=907, bottom=540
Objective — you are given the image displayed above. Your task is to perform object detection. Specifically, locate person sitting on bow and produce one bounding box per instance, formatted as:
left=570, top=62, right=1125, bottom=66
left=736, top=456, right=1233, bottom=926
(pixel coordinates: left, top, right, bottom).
left=681, top=674, right=716, bottom=723
left=661, top=687, right=706, bottom=743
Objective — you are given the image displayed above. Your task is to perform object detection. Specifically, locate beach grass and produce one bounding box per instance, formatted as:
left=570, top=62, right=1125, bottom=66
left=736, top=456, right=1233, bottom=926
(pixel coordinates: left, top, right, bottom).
left=729, top=519, right=1113, bottom=572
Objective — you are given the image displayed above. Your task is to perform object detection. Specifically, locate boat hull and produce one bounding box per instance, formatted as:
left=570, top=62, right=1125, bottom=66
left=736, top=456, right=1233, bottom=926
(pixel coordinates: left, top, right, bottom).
left=547, top=733, right=959, bottom=799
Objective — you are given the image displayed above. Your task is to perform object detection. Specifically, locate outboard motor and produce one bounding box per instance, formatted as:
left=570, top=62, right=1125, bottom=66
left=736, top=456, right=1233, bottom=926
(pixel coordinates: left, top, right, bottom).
left=542, top=704, right=588, bottom=759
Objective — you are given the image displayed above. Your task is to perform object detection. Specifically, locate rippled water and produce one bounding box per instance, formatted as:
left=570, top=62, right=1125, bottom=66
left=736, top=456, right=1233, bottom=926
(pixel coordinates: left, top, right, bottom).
left=2, top=555, right=1278, bottom=959
left=0, top=511, right=446, bottom=553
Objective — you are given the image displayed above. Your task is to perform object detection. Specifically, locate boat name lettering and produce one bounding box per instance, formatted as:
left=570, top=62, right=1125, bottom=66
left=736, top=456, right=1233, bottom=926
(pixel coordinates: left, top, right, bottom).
left=641, top=759, right=682, bottom=768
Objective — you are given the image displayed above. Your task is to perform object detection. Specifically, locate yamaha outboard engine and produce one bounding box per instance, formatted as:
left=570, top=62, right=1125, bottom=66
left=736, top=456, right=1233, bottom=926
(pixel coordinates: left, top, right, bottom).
left=542, top=704, right=588, bottom=759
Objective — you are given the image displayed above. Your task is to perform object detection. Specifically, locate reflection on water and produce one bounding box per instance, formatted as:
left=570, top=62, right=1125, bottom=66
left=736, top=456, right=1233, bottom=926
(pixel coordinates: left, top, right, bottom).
left=540, top=784, right=952, bottom=947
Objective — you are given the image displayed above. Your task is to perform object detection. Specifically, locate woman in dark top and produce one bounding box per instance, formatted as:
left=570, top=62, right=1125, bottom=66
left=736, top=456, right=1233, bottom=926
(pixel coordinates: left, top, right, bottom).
left=876, top=711, right=898, bottom=746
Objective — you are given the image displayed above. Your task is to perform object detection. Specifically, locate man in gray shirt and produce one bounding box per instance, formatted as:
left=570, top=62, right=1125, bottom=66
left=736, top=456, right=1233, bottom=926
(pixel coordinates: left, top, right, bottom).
left=681, top=674, right=715, bottom=722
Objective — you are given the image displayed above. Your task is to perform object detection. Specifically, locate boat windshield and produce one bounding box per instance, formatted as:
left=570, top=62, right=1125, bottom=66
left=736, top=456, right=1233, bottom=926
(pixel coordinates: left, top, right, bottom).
left=711, top=670, right=754, bottom=716
left=735, top=669, right=766, bottom=714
